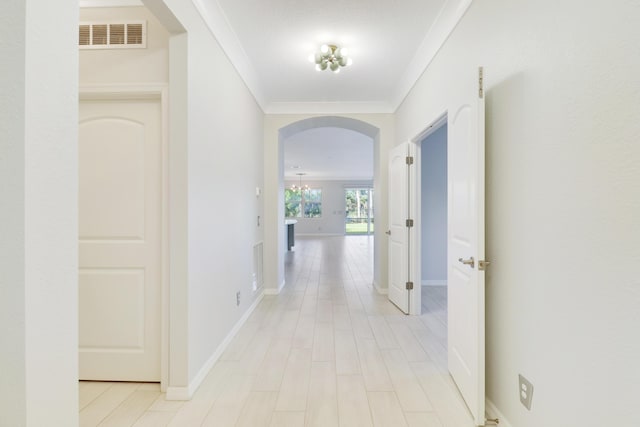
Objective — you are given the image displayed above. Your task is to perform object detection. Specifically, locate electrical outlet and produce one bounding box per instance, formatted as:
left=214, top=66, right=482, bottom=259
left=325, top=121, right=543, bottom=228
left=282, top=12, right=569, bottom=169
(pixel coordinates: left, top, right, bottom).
left=519, top=374, right=534, bottom=410
left=236, top=291, right=241, bottom=306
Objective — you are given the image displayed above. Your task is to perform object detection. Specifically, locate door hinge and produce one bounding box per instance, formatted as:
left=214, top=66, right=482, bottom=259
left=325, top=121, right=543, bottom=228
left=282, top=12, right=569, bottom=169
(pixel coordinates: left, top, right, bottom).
left=405, top=219, right=414, bottom=227
left=406, top=156, right=414, bottom=165
left=478, top=259, right=491, bottom=271
left=405, top=281, right=414, bottom=290
left=479, top=66, right=484, bottom=99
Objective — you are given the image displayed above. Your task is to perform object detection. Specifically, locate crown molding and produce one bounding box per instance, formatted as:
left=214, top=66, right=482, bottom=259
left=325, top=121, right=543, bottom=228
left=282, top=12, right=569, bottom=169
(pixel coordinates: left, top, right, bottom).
left=79, top=0, right=143, bottom=7
left=390, top=0, right=474, bottom=111
left=88, top=0, right=472, bottom=114
left=191, top=0, right=267, bottom=110
left=265, top=101, right=394, bottom=115
left=284, top=176, right=374, bottom=181
left=189, top=0, right=471, bottom=114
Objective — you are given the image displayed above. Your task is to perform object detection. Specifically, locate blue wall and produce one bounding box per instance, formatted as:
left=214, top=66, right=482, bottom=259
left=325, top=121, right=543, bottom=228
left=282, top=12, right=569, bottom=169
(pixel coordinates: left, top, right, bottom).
left=421, top=124, right=447, bottom=284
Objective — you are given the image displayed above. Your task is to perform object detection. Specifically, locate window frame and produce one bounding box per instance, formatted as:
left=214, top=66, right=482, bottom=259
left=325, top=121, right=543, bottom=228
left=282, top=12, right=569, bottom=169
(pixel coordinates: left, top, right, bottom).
left=284, top=186, right=323, bottom=218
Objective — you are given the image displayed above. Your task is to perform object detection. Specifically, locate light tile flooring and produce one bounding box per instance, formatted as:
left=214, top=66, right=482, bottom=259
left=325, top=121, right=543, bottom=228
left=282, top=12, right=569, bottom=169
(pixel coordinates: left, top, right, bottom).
left=79, top=236, right=475, bottom=427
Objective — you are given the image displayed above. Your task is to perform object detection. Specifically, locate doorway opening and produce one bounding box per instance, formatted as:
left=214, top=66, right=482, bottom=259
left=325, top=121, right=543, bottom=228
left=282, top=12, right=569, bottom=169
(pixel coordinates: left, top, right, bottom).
left=345, top=187, right=374, bottom=235
left=274, top=116, right=382, bottom=294
left=418, top=122, right=448, bottom=315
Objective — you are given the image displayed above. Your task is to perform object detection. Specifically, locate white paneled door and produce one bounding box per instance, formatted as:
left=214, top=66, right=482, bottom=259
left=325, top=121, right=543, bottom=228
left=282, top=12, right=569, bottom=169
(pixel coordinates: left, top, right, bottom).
left=447, top=67, right=486, bottom=425
left=388, top=142, right=410, bottom=314
left=79, top=97, right=161, bottom=381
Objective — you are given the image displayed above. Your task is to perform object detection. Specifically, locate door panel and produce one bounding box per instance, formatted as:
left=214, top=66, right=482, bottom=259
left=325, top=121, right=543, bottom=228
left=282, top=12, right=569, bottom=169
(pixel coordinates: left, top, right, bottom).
left=79, top=98, right=161, bottom=381
left=388, top=143, right=409, bottom=313
left=447, top=68, right=486, bottom=425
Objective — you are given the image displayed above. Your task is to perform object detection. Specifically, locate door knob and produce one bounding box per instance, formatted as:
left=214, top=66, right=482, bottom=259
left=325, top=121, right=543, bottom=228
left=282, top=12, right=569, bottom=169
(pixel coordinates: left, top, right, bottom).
left=458, top=257, right=475, bottom=268
left=385, top=230, right=391, bottom=235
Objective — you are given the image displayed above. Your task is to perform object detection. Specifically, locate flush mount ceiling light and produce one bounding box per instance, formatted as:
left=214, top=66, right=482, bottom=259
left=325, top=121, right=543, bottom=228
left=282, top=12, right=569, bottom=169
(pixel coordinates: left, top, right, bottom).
left=308, top=44, right=352, bottom=73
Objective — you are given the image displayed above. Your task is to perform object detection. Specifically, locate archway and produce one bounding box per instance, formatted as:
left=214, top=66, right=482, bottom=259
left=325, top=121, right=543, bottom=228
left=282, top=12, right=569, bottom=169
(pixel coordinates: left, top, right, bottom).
left=263, top=115, right=391, bottom=296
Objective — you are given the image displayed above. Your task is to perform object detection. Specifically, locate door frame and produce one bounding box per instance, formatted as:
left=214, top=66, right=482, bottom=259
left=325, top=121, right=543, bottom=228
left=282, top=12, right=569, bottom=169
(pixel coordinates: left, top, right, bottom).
left=408, top=112, right=448, bottom=316
left=79, top=84, right=170, bottom=391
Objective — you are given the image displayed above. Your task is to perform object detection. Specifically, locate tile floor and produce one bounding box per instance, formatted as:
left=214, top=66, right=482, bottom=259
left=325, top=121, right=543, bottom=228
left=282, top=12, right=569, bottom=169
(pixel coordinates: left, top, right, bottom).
left=79, top=236, right=475, bottom=427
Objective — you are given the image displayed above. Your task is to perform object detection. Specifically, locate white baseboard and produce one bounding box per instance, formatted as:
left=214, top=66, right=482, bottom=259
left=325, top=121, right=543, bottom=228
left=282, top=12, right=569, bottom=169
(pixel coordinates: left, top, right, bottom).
left=264, top=279, right=285, bottom=295
left=165, top=290, right=265, bottom=401
left=486, top=399, right=514, bottom=427
left=373, top=281, right=388, bottom=295
left=296, top=233, right=342, bottom=237
left=421, top=280, right=447, bottom=286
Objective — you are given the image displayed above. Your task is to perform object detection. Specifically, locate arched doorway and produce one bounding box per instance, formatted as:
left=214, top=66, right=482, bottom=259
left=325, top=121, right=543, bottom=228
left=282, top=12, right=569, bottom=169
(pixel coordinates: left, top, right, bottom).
left=263, top=115, right=391, bottom=296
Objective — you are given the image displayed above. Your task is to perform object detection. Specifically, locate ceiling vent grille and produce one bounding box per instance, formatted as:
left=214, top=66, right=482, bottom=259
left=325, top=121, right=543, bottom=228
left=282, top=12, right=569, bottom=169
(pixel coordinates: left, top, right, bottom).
left=79, top=21, right=146, bottom=49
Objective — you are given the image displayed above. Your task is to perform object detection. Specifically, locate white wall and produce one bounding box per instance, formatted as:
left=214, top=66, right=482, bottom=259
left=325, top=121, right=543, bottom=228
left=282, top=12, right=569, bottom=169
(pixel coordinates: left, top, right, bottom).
left=0, top=0, right=78, bottom=425
left=264, top=114, right=394, bottom=293
left=284, top=180, right=372, bottom=235
left=157, top=0, right=265, bottom=391
left=80, top=7, right=169, bottom=85
left=396, top=1, right=640, bottom=425
left=82, top=1, right=265, bottom=395
left=420, top=125, right=447, bottom=284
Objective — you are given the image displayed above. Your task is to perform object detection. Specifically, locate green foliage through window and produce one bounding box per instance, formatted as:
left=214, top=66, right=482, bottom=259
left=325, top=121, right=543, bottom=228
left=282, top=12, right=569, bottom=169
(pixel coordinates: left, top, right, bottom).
left=345, top=188, right=374, bottom=235
left=285, top=187, right=322, bottom=218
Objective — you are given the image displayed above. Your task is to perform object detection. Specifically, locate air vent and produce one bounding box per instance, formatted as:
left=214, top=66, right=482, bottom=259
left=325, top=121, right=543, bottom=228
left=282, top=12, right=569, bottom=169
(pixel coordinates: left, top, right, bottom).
left=79, top=21, right=146, bottom=49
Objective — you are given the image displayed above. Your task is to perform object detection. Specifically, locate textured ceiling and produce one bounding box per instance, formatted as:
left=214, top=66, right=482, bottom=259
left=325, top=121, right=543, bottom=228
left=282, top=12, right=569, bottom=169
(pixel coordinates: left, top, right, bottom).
left=81, top=0, right=471, bottom=175
left=211, top=0, right=463, bottom=112
left=216, top=0, right=445, bottom=106
left=284, top=127, right=374, bottom=180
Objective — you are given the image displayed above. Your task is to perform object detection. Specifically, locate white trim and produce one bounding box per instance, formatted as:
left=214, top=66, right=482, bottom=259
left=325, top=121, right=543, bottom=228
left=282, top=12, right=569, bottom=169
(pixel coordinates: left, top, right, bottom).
left=422, top=280, right=447, bottom=286
left=79, top=83, right=168, bottom=99
left=296, top=233, right=343, bottom=237
left=186, top=0, right=470, bottom=114
left=284, top=176, right=374, bottom=182
left=190, top=0, right=266, bottom=110
left=391, top=0, right=473, bottom=110
left=79, top=0, right=143, bottom=7
left=159, top=87, right=170, bottom=393
left=166, top=290, right=265, bottom=400
left=265, top=101, right=393, bottom=115
left=374, top=281, right=388, bottom=295
left=79, top=84, right=170, bottom=391
left=264, top=279, right=286, bottom=295
left=486, top=399, right=514, bottom=427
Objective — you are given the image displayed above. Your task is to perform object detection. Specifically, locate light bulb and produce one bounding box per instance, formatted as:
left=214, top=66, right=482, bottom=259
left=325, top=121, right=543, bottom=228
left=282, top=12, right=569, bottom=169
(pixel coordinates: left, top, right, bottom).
left=330, top=61, right=339, bottom=72
left=320, top=44, right=329, bottom=54
left=333, top=67, right=340, bottom=74
left=314, top=52, right=322, bottom=64
left=340, top=48, right=349, bottom=57
left=346, top=57, right=353, bottom=66
left=315, top=64, right=322, bottom=71
left=320, top=61, right=328, bottom=71
left=307, top=54, right=315, bottom=63
left=338, top=57, right=347, bottom=67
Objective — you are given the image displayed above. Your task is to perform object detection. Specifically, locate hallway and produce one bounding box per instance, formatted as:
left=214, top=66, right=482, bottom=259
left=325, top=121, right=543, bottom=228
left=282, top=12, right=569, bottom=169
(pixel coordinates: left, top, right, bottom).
left=79, top=236, right=474, bottom=427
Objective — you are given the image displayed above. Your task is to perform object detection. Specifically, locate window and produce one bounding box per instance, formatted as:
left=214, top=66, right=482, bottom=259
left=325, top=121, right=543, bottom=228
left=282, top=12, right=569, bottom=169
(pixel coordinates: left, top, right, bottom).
left=345, top=188, right=374, bottom=235
left=285, top=187, right=322, bottom=218
left=285, top=188, right=301, bottom=218
left=303, top=188, right=322, bottom=218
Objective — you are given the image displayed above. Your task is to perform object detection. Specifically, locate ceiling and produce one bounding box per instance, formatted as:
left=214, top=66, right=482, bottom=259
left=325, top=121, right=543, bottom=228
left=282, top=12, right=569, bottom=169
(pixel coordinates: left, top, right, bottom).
left=81, top=0, right=472, bottom=176
left=192, top=0, right=472, bottom=113
left=188, top=0, right=471, bottom=177
left=284, top=127, right=373, bottom=181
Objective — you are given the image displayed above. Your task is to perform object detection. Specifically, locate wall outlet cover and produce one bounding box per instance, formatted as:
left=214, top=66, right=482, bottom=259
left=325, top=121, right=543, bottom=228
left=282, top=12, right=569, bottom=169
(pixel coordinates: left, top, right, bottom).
left=518, top=374, right=534, bottom=410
